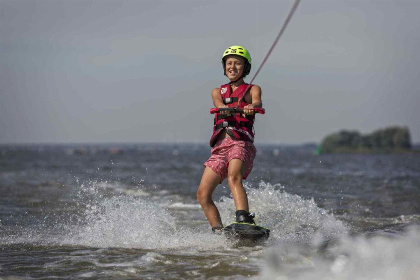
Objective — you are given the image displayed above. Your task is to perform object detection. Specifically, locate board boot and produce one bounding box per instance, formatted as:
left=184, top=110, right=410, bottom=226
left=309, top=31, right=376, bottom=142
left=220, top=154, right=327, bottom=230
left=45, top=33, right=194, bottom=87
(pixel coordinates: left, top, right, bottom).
left=223, top=211, right=270, bottom=241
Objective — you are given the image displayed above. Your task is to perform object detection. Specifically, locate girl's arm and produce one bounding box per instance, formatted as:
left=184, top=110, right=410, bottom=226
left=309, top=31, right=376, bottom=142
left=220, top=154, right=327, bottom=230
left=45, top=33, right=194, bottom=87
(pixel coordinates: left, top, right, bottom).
left=211, top=88, right=227, bottom=109
left=244, top=85, right=262, bottom=114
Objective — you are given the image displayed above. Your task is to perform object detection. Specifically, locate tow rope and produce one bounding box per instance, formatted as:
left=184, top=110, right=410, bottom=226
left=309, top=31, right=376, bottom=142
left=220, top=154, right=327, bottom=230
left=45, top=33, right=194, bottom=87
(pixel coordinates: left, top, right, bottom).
left=236, top=0, right=302, bottom=108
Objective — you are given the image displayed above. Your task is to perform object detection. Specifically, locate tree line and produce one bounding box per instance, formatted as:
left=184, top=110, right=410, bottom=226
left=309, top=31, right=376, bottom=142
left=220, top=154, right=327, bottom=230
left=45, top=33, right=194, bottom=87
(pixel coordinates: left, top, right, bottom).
left=320, top=126, right=412, bottom=153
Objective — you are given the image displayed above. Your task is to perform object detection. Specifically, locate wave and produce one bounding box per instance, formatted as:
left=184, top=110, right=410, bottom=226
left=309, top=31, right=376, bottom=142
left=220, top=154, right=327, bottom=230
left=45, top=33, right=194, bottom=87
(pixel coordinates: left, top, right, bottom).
left=1, top=181, right=347, bottom=249
left=261, top=225, right=420, bottom=280
left=2, top=180, right=419, bottom=280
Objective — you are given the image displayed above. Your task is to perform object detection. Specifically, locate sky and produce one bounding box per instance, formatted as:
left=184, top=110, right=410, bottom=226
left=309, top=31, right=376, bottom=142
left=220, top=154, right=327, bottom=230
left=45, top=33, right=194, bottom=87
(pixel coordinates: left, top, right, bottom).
left=1, top=0, right=419, bottom=145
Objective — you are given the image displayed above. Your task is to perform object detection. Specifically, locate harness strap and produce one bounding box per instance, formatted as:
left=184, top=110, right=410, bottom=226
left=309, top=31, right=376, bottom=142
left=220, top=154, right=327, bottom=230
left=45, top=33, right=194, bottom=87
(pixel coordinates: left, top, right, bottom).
left=226, top=129, right=239, bottom=139
left=223, top=97, right=238, bottom=104
left=215, top=121, right=253, bottom=130
left=216, top=114, right=254, bottom=121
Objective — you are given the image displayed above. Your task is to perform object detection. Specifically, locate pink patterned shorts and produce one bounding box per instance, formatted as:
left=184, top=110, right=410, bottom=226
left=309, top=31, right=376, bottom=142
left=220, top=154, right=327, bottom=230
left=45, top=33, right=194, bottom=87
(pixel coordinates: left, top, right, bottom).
left=204, top=137, right=257, bottom=183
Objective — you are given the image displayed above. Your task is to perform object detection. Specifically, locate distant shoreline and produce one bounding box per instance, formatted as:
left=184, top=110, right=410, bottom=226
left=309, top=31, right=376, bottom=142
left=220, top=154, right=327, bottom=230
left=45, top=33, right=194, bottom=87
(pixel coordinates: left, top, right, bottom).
left=319, top=126, right=415, bottom=154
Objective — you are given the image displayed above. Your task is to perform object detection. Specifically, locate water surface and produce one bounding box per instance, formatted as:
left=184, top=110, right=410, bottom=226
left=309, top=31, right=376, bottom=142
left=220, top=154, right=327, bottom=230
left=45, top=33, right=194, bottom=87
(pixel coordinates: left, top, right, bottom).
left=1, top=144, right=419, bottom=279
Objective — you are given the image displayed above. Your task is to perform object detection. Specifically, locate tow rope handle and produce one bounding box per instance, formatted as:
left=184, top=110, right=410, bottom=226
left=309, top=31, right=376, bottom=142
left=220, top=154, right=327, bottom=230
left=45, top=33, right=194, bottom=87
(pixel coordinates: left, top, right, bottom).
left=210, top=108, right=265, bottom=114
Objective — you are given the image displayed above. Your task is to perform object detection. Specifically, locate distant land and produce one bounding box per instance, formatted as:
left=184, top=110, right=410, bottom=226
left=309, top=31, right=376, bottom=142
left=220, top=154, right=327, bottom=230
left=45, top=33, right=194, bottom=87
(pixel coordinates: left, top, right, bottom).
left=319, top=126, right=414, bottom=154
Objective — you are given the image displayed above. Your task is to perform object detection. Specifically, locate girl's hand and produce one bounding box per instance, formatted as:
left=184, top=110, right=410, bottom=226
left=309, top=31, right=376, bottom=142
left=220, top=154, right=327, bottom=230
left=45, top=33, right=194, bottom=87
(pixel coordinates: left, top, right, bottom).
left=218, top=104, right=231, bottom=116
left=243, top=104, right=255, bottom=115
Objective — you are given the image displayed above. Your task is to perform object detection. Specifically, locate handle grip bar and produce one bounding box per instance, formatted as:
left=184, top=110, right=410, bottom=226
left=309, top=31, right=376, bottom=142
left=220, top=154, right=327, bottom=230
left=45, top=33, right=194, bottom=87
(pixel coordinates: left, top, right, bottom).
left=210, top=108, right=265, bottom=114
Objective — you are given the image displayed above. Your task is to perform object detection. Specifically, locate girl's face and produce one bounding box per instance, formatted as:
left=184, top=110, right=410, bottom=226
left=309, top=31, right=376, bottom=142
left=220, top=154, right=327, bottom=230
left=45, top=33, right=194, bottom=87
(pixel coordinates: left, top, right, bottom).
left=225, top=56, right=245, bottom=81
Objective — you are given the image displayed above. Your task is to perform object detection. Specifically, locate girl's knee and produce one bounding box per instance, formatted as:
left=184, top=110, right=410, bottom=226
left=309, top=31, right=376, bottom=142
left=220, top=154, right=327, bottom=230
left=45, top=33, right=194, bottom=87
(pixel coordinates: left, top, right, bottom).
left=228, top=173, right=242, bottom=186
left=196, top=189, right=211, bottom=204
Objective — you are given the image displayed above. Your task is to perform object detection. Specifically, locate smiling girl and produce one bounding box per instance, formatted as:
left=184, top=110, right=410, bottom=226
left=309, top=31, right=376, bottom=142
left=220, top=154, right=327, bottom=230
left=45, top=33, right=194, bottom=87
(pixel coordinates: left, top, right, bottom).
left=196, top=45, right=263, bottom=233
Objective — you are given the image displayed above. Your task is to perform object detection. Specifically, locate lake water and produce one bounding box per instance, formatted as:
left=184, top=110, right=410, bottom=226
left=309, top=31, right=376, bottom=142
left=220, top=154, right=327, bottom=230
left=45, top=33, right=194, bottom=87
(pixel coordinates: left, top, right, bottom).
left=1, top=143, right=419, bottom=279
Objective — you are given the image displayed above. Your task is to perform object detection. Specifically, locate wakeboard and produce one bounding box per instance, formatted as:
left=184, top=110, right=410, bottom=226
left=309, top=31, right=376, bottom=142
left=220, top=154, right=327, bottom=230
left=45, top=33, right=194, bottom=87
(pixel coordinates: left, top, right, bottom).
left=223, top=222, right=270, bottom=242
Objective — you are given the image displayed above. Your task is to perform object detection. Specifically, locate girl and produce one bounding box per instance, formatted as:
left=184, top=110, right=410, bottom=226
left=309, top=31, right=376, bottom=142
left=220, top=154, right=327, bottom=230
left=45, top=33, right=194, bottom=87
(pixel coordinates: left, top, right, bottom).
left=196, top=45, right=263, bottom=233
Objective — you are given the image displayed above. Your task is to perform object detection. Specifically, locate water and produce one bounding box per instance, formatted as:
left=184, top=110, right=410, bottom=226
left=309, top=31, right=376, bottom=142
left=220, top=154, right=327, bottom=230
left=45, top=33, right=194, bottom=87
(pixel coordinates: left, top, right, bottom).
left=0, top=143, right=419, bottom=279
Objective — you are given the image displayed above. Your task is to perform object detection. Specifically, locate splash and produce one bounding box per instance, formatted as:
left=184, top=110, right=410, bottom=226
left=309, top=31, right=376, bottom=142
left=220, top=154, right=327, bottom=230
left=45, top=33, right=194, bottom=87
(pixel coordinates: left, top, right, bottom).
left=1, top=180, right=229, bottom=250
left=65, top=181, right=349, bottom=250
left=65, top=195, right=176, bottom=248
left=61, top=181, right=229, bottom=250
left=2, top=181, right=348, bottom=251
left=217, top=182, right=348, bottom=244
left=261, top=225, right=420, bottom=280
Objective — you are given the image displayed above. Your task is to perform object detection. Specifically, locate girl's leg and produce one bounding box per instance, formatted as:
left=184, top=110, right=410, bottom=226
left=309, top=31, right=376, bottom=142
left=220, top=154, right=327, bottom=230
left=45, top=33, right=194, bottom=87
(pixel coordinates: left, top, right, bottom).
left=227, top=159, right=256, bottom=224
left=197, top=167, right=223, bottom=228
left=227, top=159, right=248, bottom=212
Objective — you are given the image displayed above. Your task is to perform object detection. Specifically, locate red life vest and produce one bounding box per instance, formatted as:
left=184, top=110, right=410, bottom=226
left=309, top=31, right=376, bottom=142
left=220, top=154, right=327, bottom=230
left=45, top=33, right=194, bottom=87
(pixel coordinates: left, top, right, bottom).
left=209, top=83, right=256, bottom=147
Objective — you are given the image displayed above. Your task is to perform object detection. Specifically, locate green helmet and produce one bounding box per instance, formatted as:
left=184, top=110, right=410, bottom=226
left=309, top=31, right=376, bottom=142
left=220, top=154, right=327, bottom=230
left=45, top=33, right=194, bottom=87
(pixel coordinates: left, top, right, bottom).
left=222, top=45, right=252, bottom=78
left=222, top=45, right=252, bottom=64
